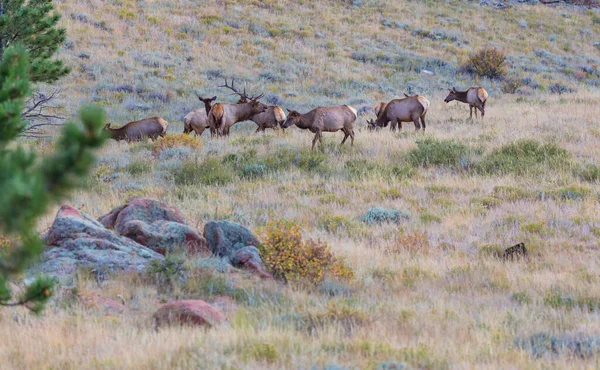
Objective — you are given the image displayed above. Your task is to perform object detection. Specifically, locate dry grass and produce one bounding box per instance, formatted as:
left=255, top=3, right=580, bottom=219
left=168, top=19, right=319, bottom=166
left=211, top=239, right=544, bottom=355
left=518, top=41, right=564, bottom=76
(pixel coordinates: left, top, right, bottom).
left=3, top=0, right=600, bottom=368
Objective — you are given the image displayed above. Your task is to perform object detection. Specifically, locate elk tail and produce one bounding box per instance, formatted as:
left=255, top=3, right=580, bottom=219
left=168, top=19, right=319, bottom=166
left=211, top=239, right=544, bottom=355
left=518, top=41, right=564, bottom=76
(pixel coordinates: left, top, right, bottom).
left=416, top=96, right=430, bottom=114
left=478, top=88, right=489, bottom=104
left=345, top=105, right=358, bottom=119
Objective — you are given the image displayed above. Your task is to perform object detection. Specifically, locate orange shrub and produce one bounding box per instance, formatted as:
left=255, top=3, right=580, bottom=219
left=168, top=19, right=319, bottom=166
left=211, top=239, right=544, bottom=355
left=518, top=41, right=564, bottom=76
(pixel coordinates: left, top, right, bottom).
left=259, top=221, right=353, bottom=285
left=152, top=134, right=202, bottom=154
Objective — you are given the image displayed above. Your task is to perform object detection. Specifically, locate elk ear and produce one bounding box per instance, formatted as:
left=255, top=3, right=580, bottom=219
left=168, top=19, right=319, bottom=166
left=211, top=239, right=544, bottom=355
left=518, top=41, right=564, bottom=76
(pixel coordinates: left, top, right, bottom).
left=452, top=87, right=456, bottom=92
left=211, top=96, right=217, bottom=101
left=404, top=93, right=409, bottom=98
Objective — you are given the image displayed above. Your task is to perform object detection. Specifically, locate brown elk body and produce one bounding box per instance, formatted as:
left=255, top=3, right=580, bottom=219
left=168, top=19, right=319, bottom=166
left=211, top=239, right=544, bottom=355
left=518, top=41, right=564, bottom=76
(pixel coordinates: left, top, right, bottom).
left=369, top=95, right=429, bottom=131
left=183, top=96, right=217, bottom=136
left=373, top=101, right=387, bottom=118
left=444, top=87, right=488, bottom=119
left=237, top=96, right=286, bottom=133
left=104, top=117, right=168, bottom=142
left=281, top=105, right=357, bottom=150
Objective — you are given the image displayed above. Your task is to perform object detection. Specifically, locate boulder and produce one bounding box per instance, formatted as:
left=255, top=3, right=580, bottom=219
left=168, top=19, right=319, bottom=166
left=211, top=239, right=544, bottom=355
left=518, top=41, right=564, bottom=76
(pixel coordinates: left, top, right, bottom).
left=98, top=197, right=207, bottom=255
left=34, top=205, right=162, bottom=282
left=203, top=221, right=261, bottom=259
left=152, top=300, right=225, bottom=329
left=231, top=246, right=272, bottom=279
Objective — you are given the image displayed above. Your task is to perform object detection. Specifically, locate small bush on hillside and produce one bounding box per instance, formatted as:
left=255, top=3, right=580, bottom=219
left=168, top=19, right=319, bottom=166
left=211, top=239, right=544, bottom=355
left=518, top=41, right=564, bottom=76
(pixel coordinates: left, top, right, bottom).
left=545, top=185, right=592, bottom=200
left=259, top=220, right=354, bottom=285
left=145, top=255, right=187, bottom=294
left=501, top=78, right=524, bottom=94
left=463, top=47, right=506, bottom=80
left=385, top=230, right=431, bottom=255
left=476, top=140, right=571, bottom=176
left=306, top=300, right=368, bottom=335
left=407, top=138, right=473, bottom=170
left=172, top=158, right=235, bottom=185
left=124, top=160, right=153, bottom=176
left=577, top=164, right=600, bottom=182
left=517, top=333, right=600, bottom=359
left=361, top=207, right=411, bottom=225
left=152, top=133, right=202, bottom=154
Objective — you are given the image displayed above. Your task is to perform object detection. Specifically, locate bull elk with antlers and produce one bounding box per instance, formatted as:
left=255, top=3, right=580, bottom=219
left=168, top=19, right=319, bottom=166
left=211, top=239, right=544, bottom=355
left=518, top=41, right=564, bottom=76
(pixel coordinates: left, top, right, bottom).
left=281, top=105, right=357, bottom=150
left=104, top=117, right=168, bottom=142
left=367, top=94, right=429, bottom=131
left=210, top=78, right=268, bottom=136
left=444, top=86, right=488, bottom=119
left=182, top=95, right=217, bottom=136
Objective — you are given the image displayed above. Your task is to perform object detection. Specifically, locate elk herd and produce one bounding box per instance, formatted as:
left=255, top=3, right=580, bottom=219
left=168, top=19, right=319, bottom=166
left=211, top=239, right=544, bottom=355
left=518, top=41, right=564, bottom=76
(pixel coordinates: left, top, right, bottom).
left=104, top=79, right=489, bottom=150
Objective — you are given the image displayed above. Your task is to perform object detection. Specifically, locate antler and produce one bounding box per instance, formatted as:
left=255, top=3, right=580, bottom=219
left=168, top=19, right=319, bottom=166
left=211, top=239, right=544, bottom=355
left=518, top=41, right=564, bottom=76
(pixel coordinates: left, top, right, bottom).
left=218, top=77, right=245, bottom=97
left=218, top=77, right=263, bottom=101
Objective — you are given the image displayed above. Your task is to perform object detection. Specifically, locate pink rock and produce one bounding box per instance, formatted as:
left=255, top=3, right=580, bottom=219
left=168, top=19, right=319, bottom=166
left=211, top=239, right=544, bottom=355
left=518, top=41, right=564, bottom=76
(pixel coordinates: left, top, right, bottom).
left=98, top=197, right=208, bottom=255
left=152, top=300, right=225, bottom=329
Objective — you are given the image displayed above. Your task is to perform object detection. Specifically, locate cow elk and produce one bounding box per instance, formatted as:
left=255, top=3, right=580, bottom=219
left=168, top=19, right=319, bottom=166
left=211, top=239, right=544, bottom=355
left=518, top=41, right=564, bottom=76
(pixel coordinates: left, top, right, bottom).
left=211, top=78, right=268, bottom=136
left=104, top=117, right=168, bottom=142
left=183, top=95, right=217, bottom=136
left=367, top=95, right=429, bottom=131
left=444, top=87, right=488, bottom=119
left=281, top=105, right=357, bottom=150
left=237, top=96, right=286, bottom=133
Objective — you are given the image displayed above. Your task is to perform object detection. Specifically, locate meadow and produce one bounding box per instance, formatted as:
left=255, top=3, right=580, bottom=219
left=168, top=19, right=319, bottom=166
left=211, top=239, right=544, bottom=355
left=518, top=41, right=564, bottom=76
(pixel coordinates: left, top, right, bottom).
left=2, top=0, right=600, bottom=369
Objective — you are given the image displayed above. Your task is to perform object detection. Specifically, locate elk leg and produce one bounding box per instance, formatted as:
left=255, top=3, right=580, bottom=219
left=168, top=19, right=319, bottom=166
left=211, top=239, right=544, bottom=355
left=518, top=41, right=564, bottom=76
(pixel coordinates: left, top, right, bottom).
left=311, top=131, right=320, bottom=150
left=474, top=106, right=478, bottom=119
left=254, top=126, right=261, bottom=134
left=480, top=101, right=486, bottom=119
left=390, top=120, right=397, bottom=132
left=469, top=106, right=473, bottom=119
left=420, top=114, right=426, bottom=131
left=413, top=118, right=421, bottom=131
left=350, top=128, right=355, bottom=146
left=341, top=129, right=349, bottom=145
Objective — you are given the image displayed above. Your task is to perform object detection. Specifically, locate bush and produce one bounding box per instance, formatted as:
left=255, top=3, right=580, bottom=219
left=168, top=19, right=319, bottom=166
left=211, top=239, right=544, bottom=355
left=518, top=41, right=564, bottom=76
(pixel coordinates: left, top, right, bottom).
left=407, top=138, right=473, bottom=170
left=361, top=207, right=411, bottom=225
left=463, top=47, right=506, bottom=80
left=152, top=133, right=202, bottom=154
left=385, top=230, right=431, bottom=255
left=306, top=300, right=368, bottom=335
left=476, top=140, right=571, bottom=176
left=517, top=333, right=600, bottom=359
left=259, top=220, right=353, bottom=285
left=577, top=164, right=600, bottom=182
left=501, top=78, right=524, bottom=94
left=171, top=158, right=235, bottom=186
left=145, top=255, right=187, bottom=294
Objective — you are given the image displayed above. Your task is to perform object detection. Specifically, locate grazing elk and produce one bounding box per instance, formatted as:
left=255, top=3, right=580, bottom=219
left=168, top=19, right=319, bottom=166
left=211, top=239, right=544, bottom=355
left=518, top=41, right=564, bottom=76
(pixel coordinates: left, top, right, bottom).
left=281, top=105, right=357, bottom=150
left=237, top=96, right=286, bottom=133
left=211, top=78, right=268, bottom=136
left=367, top=95, right=429, bottom=131
left=444, top=87, right=488, bottom=119
left=104, top=117, right=168, bottom=142
left=183, top=95, right=217, bottom=136
left=373, top=101, right=388, bottom=119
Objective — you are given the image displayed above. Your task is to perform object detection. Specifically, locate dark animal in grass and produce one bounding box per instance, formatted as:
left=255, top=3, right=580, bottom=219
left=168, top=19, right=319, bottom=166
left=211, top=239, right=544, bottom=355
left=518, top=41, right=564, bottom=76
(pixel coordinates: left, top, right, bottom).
left=104, top=117, right=168, bottom=142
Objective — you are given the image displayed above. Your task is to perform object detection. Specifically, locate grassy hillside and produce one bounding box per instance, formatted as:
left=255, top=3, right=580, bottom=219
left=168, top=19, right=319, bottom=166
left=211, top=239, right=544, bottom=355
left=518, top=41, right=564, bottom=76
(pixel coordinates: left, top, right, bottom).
left=51, top=0, right=600, bottom=125
left=2, top=0, right=600, bottom=369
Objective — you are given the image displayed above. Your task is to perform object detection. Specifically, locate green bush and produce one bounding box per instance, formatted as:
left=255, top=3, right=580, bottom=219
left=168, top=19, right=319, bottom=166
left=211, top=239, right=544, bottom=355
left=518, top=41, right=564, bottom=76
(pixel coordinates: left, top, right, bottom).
left=476, top=140, right=571, bottom=176
left=407, top=138, right=473, bottom=169
left=361, top=207, right=411, bottom=225
left=463, top=47, right=506, bottom=80
left=576, top=164, right=600, bottom=182
left=172, top=158, right=235, bottom=185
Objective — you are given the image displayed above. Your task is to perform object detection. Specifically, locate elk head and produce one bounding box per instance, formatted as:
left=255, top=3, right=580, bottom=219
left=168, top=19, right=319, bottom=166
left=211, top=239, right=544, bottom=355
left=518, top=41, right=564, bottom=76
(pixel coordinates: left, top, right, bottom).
left=366, top=118, right=379, bottom=131
left=444, top=87, right=457, bottom=103
left=197, top=95, right=217, bottom=105
left=281, top=109, right=301, bottom=129
left=219, top=77, right=267, bottom=114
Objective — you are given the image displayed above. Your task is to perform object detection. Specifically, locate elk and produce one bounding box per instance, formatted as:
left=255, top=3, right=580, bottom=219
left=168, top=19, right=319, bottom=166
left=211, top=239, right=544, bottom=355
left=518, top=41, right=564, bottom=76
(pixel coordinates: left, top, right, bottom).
left=182, top=95, right=217, bottom=136
left=104, top=117, right=168, bottom=142
left=281, top=105, right=357, bottom=150
left=444, top=86, right=488, bottom=119
left=237, top=96, right=286, bottom=133
left=373, top=101, right=388, bottom=118
left=367, top=95, right=429, bottom=131
left=211, top=78, right=268, bottom=136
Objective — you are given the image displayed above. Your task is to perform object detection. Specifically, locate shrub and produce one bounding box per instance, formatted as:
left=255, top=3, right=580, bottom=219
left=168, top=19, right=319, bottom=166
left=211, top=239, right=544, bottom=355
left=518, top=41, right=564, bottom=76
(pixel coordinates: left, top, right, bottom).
left=259, top=221, right=354, bottom=285
left=407, top=138, right=473, bottom=170
left=306, top=300, right=368, bottom=335
left=501, top=78, right=524, bottom=94
left=476, top=140, right=571, bottom=176
left=152, top=133, right=202, bottom=154
left=171, top=158, right=235, bottom=186
left=242, top=342, right=279, bottom=364
left=124, top=160, right=153, bottom=176
left=386, top=230, right=431, bottom=255
left=361, top=207, right=411, bottom=225
left=463, top=47, right=506, bottom=80
left=145, top=255, right=187, bottom=294
left=576, top=164, right=600, bottom=182
left=517, top=333, right=600, bottom=359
